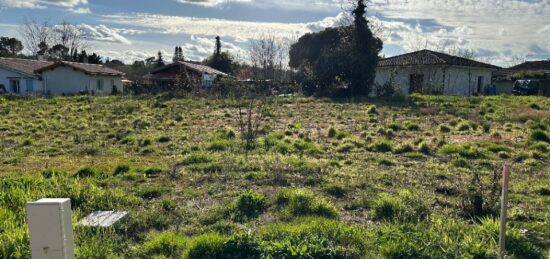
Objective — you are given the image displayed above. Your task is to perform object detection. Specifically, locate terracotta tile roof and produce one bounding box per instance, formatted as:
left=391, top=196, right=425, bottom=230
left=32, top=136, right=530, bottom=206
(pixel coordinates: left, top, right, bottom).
left=35, top=61, right=125, bottom=76
left=0, top=57, right=53, bottom=76
left=150, top=61, right=227, bottom=76
left=378, top=49, right=501, bottom=69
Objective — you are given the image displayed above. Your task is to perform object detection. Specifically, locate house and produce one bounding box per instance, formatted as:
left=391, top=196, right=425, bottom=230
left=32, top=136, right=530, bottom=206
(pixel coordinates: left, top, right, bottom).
left=35, top=61, right=125, bottom=95
left=0, top=57, right=53, bottom=94
left=375, top=49, right=500, bottom=96
left=493, top=60, right=550, bottom=94
left=144, top=61, right=227, bottom=90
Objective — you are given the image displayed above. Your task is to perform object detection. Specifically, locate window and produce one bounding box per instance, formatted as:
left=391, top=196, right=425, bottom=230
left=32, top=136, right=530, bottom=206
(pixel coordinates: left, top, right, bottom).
left=26, top=80, right=34, bottom=92
left=9, top=80, right=20, bottom=94
left=97, top=79, right=104, bottom=90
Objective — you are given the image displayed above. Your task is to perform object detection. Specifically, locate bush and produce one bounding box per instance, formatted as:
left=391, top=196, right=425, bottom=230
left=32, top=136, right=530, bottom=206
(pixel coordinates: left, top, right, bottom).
left=529, top=130, right=550, bottom=143
left=137, top=186, right=170, bottom=199
left=185, top=233, right=227, bottom=259
left=439, top=144, right=481, bottom=159
left=394, top=143, right=414, bottom=154
left=222, top=233, right=263, bottom=259
left=367, top=106, right=378, bottom=114
left=372, top=193, right=406, bottom=221
left=456, top=122, right=471, bottom=131
left=439, top=124, right=451, bottom=133
left=235, top=190, right=267, bottom=219
left=113, top=164, right=130, bottom=175
left=323, top=184, right=347, bottom=198
left=327, top=127, right=337, bottom=138
left=141, top=231, right=186, bottom=258
left=276, top=189, right=338, bottom=219
left=418, top=142, right=431, bottom=155
left=369, top=139, right=394, bottom=153
left=405, top=123, right=421, bottom=131
left=386, top=122, right=400, bottom=131
left=75, top=166, right=102, bottom=178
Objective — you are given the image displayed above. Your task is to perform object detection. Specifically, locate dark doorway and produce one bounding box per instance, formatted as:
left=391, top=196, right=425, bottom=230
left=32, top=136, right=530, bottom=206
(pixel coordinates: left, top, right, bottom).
left=477, top=76, right=484, bottom=94
left=9, top=80, right=20, bottom=94
left=410, top=74, right=424, bottom=93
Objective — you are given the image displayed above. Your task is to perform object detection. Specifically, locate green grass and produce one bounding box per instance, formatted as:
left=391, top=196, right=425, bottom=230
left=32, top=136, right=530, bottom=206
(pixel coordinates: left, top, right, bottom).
left=0, top=94, right=549, bottom=258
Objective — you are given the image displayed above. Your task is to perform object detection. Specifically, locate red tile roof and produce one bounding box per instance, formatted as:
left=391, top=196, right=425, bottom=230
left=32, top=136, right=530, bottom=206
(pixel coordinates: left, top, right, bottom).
left=0, top=57, right=53, bottom=76
left=379, top=49, right=500, bottom=69
left=150, top=61, right=227, bottom=76
left=35, top=61, right=125, bottom=76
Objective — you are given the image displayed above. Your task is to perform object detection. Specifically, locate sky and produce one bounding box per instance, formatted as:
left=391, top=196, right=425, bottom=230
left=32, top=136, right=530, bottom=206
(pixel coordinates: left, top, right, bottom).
left=0, top=0, right=549, bottom=67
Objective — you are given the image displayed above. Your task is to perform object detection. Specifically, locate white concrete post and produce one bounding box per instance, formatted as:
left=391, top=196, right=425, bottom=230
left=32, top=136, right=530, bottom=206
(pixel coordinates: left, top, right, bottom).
left=499, top=164, right=511, bottom=259
left=26, top=198, right=75, bottom=259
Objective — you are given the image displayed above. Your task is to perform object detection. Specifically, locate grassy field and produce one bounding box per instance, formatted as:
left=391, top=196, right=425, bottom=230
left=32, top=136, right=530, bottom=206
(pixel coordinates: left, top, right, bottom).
left=0, top=94, right=549, bottom=258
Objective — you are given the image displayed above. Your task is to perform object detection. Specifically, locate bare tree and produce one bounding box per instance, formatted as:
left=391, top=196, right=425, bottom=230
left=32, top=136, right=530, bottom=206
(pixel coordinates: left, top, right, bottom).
left=19, top=18, right=52, bottom=56
left=248, top=35, right=286, bottom=81
left=53, top=20, right=88, bottom=54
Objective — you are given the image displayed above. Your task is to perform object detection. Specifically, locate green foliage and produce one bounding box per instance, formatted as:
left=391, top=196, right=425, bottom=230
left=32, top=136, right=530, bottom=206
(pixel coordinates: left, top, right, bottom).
left=185, top=233, right=227, bottom=259
left=235, top=190, right=267, bottom=219
left=141, top=231, right=186, bottom=258
left=440, top=143, right=481, bottom=159
left=369, top=139, right=394, bottom=152
left=276, top=189, right=338, bottom=219
left=529, top=129, right=550, bottom=143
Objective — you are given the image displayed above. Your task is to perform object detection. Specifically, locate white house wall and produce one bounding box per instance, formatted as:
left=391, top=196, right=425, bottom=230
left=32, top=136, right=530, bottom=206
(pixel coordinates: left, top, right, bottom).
left=0, top=67, right=43, bottom=94
left=42, top=66, right=123, bottom=95
left=375, top=65, right=494, bottom=96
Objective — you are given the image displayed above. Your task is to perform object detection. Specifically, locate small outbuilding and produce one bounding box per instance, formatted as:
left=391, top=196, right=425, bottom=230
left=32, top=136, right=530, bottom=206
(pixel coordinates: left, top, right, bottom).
left=0, top=57, right=53, bottom=94
left=375, top=49, right=500, bottom=96
left=35, top=61, right=125, bottom=95
left=144, top=61, right=227, bottom=90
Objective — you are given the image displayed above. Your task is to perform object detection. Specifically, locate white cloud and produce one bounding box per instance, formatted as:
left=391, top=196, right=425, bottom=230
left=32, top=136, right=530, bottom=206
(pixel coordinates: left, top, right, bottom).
left=79, top=24, right=132, bottom=45
left=103, top=13, right=311, bottom=40
left=70, top=7, right=90, bottom=14
left=175, top=0, right=252, bottom=7
left=0, top=0, right=87, bottom=8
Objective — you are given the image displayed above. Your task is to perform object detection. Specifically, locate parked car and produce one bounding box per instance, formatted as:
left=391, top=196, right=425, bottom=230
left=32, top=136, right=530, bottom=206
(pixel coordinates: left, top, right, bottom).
left=512, top=80, right=541, bottom=95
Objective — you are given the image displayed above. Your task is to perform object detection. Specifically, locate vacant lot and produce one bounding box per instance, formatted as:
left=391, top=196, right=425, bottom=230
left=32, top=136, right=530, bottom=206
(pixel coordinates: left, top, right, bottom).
left=1, top=95, right=549, bottom=258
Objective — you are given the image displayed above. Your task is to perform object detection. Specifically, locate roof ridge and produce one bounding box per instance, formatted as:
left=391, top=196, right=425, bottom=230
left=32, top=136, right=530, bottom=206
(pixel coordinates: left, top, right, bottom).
left=423, top=49, right=448, bottom=64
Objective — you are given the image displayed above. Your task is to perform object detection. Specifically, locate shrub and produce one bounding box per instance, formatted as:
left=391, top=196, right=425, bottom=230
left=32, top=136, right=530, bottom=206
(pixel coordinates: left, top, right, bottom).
left=157, top=136, right=171, bottom=143
left=439, top=125, right=451, bottom=133
left=529, top=130, right=550, bottom=143
left=418, top=142, right=431, bottom=155
left=456, top=122, right=471, bottom=131
left=222, top=233, right=263, bottom=259
left=367, top=106, right=378, bottom=114
left=207, top=139, right=233, bottom=151
left=75, top=166, right=101, bottom=178
left=386, top=122, right=400, bottom=131
left=180, top=153, right=212, bottom=165
left=394, top=143, right=414, bottom=154
left=161, top=199, right=177, bottom=211
left=439, top=144, right=481, bottom=159
left=327, top=127, right=337, bottom=138
left=137, top=186, right=170, bottom=200
left=276, top=189, right=338, bottom=219
left=323, top=184, right=347, bottom=198
left=372, top=193, right=406, bottom=221
left=235, top=190, right=267, bottom=219
left=369, top=139, right=394, bottom=153
left=406, top=123, right=421, bottom=131
left=141, top=231, right=186, bottom=258
left=113, top=164, right=130, bottom=175
left=144, top=167, right=166, bottom=177
left=185, top=233, right=227, bottom=259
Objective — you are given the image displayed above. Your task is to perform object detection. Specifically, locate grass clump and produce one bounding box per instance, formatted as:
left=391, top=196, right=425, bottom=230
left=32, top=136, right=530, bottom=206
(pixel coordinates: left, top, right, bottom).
left=234, top=190, right=267, bottom=219
left=185, top=233, right=227, bottom=259
left=276, top=189, right=338, bottom=219
left=529, top=129, right=550, bottom=143
left=369, top=139, right=394, bottom=153
left=141, top=231, right=186, bottom=258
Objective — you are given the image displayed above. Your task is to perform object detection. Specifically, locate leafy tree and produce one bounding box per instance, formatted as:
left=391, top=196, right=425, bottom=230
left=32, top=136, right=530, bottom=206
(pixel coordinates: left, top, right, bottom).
left=289, top=0, right=382, bottom=96
left=37, top=41, right=49, bottom=56
left=206, top=36, right=233, bottom=74
left=173, top=46, right=184, bottom=62
left=48, top=44, right=69, bottom=60
left=0, top=37, right=23, bottom=57
left=349, top=0, right=383, bottom=96
left=87, top=53, right=102, bottom=64
left=156, top=51, right=165, bottom=67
